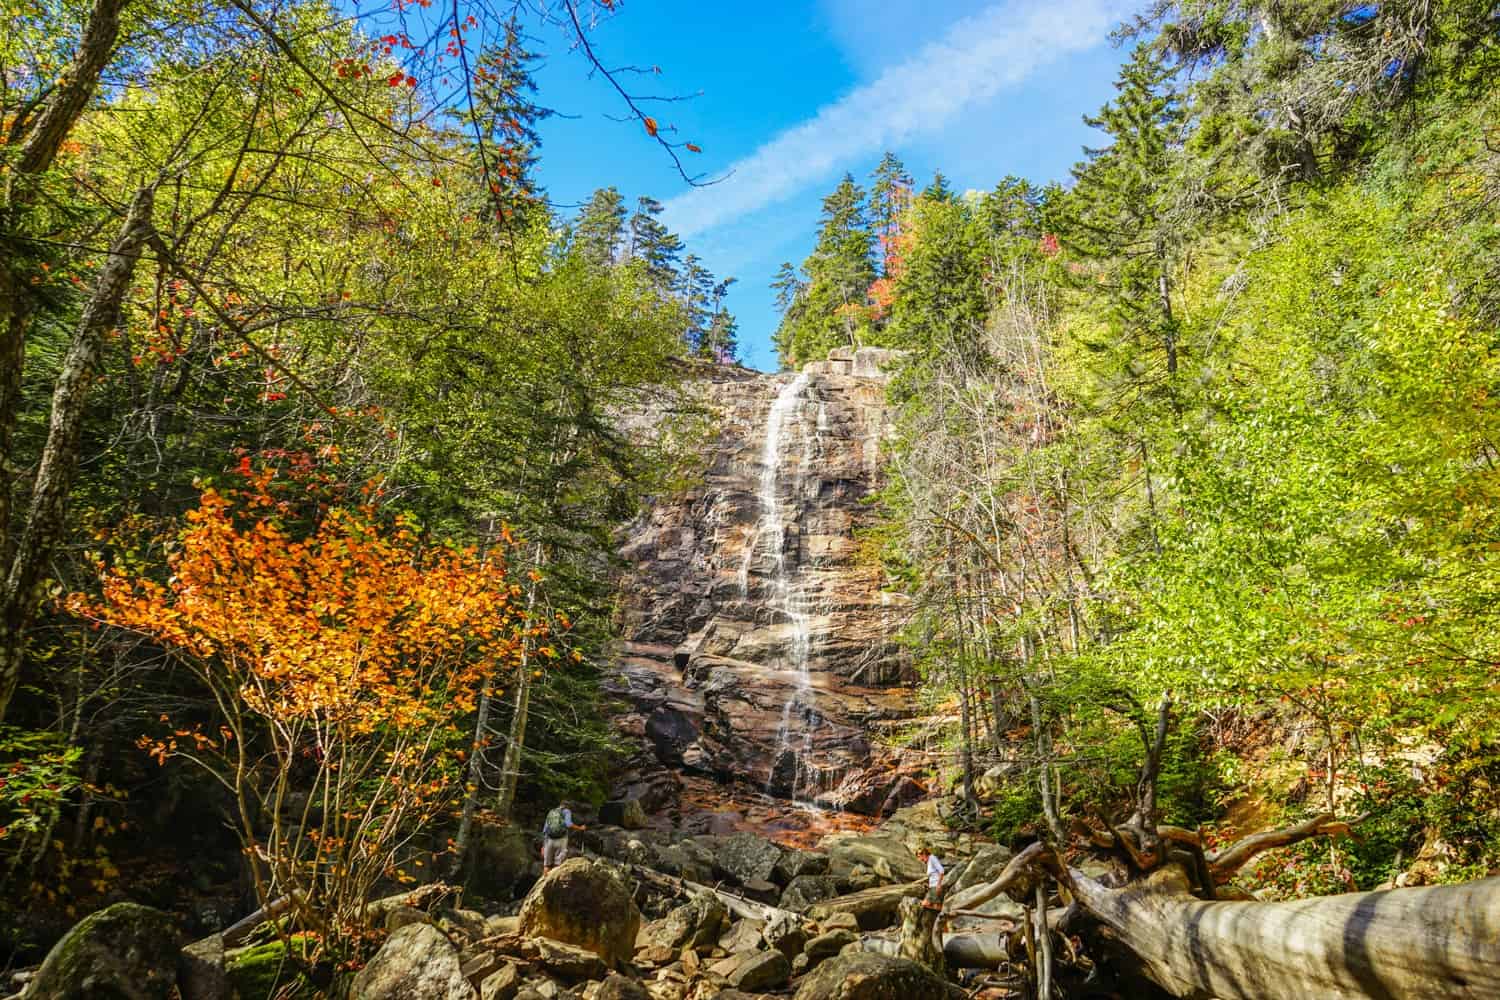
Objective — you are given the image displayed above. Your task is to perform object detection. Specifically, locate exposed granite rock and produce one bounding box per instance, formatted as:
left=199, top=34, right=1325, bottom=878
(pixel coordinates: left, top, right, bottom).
left=517, top=858, right=641, bottom=969
left=608, top=358, right=923, bottom=814
left=350, top=923, right=472, bottom=1000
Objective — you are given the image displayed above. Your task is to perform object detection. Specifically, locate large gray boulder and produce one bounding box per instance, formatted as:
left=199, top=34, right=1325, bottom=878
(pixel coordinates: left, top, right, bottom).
left=350, top=922, right=473, bottom=1000
left=817, top=832, right=924, bottom=883
left=637, top=892, right=727, bottom=952
left=792, top=952, right=948, bottom=1000
left=517, top=858, right=641, bottom=968
left=780, top=875, right=840, bottom=913
left=772, top=849, right=830, bottom=885
left=948, top=843, right=1013, bottom=895
left=711, top=832, right=783, bottom=886
left=25, top=902, right=179, bottom=1000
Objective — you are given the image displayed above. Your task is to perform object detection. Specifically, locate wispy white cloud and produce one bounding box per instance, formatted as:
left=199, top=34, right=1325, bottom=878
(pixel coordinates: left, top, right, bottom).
left=662, top=0, right=1124, bottom=238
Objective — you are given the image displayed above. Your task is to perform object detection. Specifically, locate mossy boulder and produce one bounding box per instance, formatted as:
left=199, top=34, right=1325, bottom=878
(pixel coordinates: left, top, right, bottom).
left=224, top=938, right=316, bottom=1000
left=516, top=857, right=640, bottom=969
left=25, top=902, right=178, bottom=1000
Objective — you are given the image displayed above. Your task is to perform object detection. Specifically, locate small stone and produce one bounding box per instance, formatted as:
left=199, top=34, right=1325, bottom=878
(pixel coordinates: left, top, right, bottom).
left=462, top=950, right=504, bottom=988
left=535, top=937, right=609, bottom=982
left=482, top=963, right=522, bottom=1000
left=803, top=929, right=859, bottom=961
left=722, top=950, right=791, bottom=992
left=819, top=913, right=860, bottom=934
left=596, top=972, right=652, bottom=1000
left=717, top=918, right=765, bottom=954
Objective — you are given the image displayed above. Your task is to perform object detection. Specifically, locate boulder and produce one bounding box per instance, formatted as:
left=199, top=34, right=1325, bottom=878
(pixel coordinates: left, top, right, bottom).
left=517, top=858, right=642, bottom=969
left=533, top=937, right=608, bottom=982
left=178, top=933, right=228, bottom=1000
left=792, top=952, right=947, bottom=1000
left=637, top=892, right=727, bottom=952
left=596, top=973, right=652, bottom=1000
left=649, top=840, right=716, bottom=884
left=350, top=922, right=473, bottom=1000
left=948, top=844, right=1013, bottom=895
left=469, top=822, right=538, bottom=902
left=803, top=929, right=859, bottom=963
left=772, top=850, right=830, bottom=885
left=480, top=963, right=521, bottom=1000
left=817, top=833, right=924, bottom=883
left=712, top=950, right=791, bottom=992
left=779, top=875, right=840, bottom=913
left=717, top=919, right=765, bottom=955
left=708, top=833, right=783, bottom=887
left=25, top=902, right=179, bottom=1000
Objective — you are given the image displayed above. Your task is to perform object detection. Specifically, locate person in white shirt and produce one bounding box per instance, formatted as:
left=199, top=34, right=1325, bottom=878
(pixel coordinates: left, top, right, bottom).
left=917, top=842, right=945, bottom=910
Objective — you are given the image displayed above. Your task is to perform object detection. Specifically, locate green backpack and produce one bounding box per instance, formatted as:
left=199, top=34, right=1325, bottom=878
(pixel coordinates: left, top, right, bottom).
left=543, top=807, right=569, bottom=839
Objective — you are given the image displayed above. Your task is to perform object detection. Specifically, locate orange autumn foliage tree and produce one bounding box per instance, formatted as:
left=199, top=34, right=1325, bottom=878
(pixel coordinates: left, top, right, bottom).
left=67, top=476, right=535, bottom=951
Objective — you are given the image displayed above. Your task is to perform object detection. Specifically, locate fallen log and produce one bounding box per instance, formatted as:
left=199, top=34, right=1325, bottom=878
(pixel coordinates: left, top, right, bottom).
left=1073, top=865, right=1500, bottom=999
left=807, top=880, right=925, bottom=928
left=629, top=864, right=802, bottom=926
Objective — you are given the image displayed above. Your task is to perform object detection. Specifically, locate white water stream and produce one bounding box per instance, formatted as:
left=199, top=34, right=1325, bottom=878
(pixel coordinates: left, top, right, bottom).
left=747, top=373, right=826, bottom=805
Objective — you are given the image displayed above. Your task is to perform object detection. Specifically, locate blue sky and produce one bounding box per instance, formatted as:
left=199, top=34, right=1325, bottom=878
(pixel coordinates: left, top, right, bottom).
left=528, top=0, right=1135, bottom=371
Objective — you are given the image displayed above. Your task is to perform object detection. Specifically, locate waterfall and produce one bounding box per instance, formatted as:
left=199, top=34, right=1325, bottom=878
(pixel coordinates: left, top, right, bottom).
left=749, top=373, right=824, bottom=805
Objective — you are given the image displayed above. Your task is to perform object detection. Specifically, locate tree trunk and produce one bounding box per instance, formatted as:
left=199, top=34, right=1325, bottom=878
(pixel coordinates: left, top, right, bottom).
left=897, top=897, right=945, bottom=977
left=0, top=0, right=133, bottom=577
left=1071, top=866, right=1500, bottom=1000
left=808, top=880, right=925, bottom=926
left=0, top=187, right=155, bottom=723
left=494, top=545, right=543, bottom=820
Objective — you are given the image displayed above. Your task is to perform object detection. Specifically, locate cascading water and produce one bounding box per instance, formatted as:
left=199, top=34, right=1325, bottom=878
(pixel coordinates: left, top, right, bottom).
left=747, top=373, right=825, bottom=805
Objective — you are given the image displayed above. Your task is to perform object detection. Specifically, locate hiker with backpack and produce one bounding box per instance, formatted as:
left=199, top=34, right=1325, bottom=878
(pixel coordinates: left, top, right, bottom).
left=541, top=802, right=586, bottom=875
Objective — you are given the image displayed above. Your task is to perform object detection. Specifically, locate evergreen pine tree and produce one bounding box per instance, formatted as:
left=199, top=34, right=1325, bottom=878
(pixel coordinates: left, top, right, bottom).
left=573, top=187, right=627, bottom=267
left=627, top=196, right=684, bottom=289
left=463, top=17, right=552, bottom=226
left=869, top=151, right=914, bottom=247
left=921, top=170, right=956, bottom=203
left=1051, top=42, right=1186, bottom=377
left=773, top=174, right=876, bottom=366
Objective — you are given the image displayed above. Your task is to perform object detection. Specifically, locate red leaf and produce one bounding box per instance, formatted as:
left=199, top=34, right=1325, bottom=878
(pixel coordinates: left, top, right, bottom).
left=643, top=117, right=659, bottom=137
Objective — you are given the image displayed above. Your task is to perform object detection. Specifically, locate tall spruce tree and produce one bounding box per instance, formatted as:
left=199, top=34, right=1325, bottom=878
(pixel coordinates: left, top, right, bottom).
left=1051, top=42, right=1186, bottom=378
left=573, top=186, right=628, bottom=266
left=772, top=174, right=876, bottom=366
left=463, top=17, right=552, bottom=226
left=627, top=196, right=684, bottom=289
left=869, top=151, right=914, bottom=248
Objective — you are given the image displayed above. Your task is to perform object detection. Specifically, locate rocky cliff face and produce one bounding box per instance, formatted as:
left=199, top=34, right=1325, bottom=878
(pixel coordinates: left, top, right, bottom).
left=608, top=349, right=924, bottom=818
